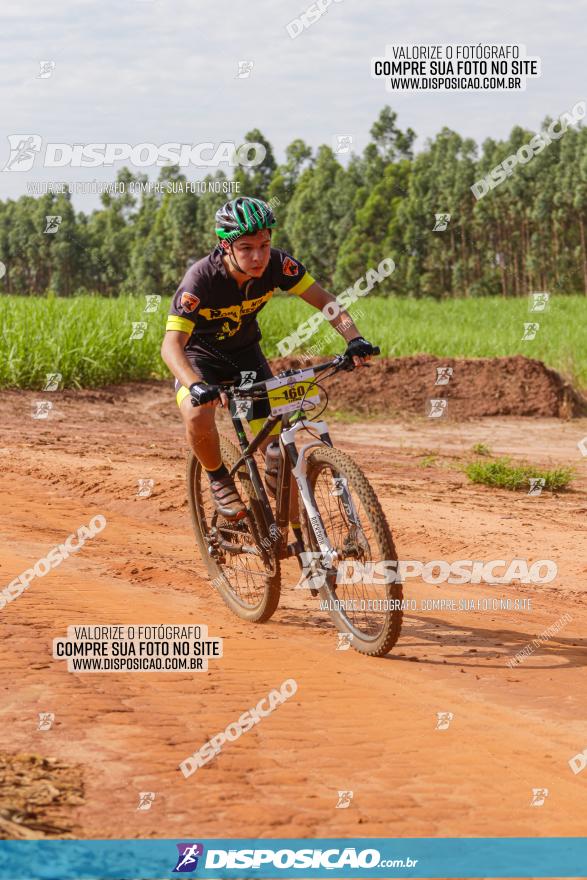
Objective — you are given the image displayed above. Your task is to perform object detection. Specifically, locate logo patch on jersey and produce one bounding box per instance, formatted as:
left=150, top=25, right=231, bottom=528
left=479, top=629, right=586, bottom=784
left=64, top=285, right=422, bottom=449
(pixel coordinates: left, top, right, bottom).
left=180, top=292, right=200, bottom=313
left=282, top=257, right=299, bottom=277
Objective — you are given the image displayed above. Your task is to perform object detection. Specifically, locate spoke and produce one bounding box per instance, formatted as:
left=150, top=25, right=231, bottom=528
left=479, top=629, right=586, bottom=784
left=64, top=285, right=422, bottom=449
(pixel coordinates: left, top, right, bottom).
left=312, top=465, right=389, bottom=637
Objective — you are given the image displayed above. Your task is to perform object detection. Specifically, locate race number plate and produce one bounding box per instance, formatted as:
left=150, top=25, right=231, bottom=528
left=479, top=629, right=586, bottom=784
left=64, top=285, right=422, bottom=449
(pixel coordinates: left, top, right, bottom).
left=265, top=369, right=320, bottom=416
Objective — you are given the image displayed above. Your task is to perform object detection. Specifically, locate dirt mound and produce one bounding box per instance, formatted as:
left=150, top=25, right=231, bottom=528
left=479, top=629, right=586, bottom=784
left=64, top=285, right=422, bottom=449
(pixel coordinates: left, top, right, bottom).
left=0, top=752, right=85, bottom=839
left=3, top=355, right=584, bottom=421
left=269, top=354, right=587, bottom=419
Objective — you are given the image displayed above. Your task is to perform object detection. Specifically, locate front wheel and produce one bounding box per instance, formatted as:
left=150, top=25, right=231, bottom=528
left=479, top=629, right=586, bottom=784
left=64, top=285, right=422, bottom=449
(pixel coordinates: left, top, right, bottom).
left=299, top=446, right=403, bottom=657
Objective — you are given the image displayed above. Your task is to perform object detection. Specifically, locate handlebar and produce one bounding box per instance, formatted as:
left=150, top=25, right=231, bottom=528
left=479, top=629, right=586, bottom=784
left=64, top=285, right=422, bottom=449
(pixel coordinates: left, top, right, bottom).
left=219, top=346, right=381, bottom=399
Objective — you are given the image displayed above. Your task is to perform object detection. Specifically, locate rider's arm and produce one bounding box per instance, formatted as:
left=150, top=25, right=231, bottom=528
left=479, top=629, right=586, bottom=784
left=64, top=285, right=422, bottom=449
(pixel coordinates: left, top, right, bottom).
left=297, top=282, right=373, bottom=367
left=164, top=266, right=212, bottom=391
left=160, top=330, right=207, bottom=389
left=275, top=249, right=371, bottom=365
left=298, top=281, right=361, bottom=342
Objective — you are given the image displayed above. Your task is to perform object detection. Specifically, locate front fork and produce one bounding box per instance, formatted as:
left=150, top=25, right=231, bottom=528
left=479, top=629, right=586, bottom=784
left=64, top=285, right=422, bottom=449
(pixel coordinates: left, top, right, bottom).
left=224, top=411, right=363, bottom=574
left=280, top=420, right=357, bottom=589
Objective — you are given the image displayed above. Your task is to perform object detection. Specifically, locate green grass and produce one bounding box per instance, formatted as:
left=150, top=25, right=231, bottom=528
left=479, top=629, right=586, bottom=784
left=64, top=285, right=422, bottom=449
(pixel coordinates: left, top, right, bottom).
left=261, top=294, right=587, bottom=389
left=0, top=295, right=165, bottom=388
left=464, top=457, right=574, bottom=492
left=0, top=293, right=585, bottom=389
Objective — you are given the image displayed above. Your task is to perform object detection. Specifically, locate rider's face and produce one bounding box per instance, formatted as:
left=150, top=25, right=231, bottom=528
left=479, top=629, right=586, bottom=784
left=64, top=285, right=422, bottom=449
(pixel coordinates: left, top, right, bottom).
left=230, top=229, right=271, bottom=277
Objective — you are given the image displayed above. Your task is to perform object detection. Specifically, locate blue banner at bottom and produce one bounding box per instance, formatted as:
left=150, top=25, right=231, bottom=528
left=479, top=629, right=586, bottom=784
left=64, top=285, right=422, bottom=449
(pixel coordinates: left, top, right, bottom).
left=0, top=837, right=586, bottom=879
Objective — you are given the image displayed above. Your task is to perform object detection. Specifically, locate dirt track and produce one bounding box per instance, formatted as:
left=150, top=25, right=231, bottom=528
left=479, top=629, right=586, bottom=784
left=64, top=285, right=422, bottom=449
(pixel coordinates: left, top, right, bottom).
left=0, top=379, right=586, bottom=846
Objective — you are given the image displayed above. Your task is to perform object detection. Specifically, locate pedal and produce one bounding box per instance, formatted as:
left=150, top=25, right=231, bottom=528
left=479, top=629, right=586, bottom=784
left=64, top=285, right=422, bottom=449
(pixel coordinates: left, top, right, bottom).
left=206, top=527, right=223, bottom=561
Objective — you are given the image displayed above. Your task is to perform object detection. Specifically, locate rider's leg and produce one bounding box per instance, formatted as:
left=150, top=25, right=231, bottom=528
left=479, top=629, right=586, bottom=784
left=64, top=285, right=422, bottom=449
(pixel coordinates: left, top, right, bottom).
left=177, top=387, right=246, bottom=519
left=178, top=390, right=223, bottom=469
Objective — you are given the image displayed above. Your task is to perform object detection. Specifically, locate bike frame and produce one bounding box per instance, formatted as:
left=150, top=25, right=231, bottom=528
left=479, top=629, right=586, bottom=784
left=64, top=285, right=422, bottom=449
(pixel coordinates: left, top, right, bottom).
left=224, top=370, right=365, bottom=575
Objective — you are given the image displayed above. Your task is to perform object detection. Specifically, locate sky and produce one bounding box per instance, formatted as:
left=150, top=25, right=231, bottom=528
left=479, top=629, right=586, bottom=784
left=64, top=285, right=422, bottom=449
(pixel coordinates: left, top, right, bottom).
left=1, top=0, right=584, bottom=211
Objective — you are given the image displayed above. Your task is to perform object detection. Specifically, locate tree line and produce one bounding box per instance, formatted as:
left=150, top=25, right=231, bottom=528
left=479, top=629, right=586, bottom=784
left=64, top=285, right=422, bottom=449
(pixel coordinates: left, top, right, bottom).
left=0, top=106, right=585, bottom=298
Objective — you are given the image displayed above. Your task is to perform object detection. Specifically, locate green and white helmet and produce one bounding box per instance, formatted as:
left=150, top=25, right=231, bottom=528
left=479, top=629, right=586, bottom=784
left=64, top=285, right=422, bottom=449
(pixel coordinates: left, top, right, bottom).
left=215, top=197, right=277, bottom=242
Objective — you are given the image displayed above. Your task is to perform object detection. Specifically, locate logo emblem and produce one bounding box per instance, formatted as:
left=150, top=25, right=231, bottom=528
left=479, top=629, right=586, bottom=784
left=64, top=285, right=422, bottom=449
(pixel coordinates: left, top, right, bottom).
left=336, top=789, right=353, bottom=808
left=137, top=791, right=156, bottom=810
left=43, top=372, right=62, bottom=392
left=232, top=398, right=252, bottom=419
left=330, top=476, right=347, bottom=497
left=37, top=61, right=56, bottom=79
left=32, top=400, right=53, bottom=420
left=433, top=213, right=451, bottom=232
left=530, top=292, right=549, bottom=312
left=435, top=711, right=454, bottom=730
left=528, top=477, right=545, bottom=496
left=44, top=215, right=62, bottom=234
left=137, top=479, right=155, bottom=498
left=37, top=712, right=55, bottom=730
left=181, top=292, right=200, bottom=313
left=236, top=60, right=254, bottom=78
left=282, top=257, right=299, bottom=277
left=530, top=787, right=548, bottom=806
left=295, top=551, right=327, bottom=590
left=173, top=843, right=204, bottom=873
left=238, top=370, right=256, bottom=390
left=427, top=398, right=448, bottom=419
left=144, top=294, right=161, bottom=313
left=2, top=134, right=42, bottom=172
left=522, top=322, right=539, bottom=341
left=130, top=321, right=147, bottom=340
left=435, top=366, right=453, bottom=386
left=333, top=135, right=353, bottom=154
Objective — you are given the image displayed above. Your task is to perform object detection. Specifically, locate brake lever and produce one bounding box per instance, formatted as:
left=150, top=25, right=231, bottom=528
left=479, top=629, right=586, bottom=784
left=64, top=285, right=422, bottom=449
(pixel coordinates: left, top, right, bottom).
left=341, top=355, right=374, bottom=372
left=339, top=346, right=380, bottom=372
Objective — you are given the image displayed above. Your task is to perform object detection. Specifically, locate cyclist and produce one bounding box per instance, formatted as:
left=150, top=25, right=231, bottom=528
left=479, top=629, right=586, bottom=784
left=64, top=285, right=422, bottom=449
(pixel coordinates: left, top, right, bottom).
left=160, top=196, right=376, bottom=523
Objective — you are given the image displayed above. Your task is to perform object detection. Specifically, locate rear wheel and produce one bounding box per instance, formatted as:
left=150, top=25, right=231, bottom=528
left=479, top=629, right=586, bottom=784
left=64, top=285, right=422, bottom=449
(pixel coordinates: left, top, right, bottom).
left=187, top=435, right=281, bottom=622
left=299, top=446, right=403, bottom=656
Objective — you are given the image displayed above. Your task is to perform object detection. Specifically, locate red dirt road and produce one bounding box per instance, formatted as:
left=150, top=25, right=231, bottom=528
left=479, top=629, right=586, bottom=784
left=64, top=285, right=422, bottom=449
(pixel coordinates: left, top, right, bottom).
left=1, top=382, right=586, bottom=844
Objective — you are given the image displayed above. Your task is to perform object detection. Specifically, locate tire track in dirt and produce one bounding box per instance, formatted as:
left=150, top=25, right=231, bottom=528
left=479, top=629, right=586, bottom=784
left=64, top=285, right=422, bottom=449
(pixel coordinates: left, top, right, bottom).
left=0, top=385, right=586, bottom=840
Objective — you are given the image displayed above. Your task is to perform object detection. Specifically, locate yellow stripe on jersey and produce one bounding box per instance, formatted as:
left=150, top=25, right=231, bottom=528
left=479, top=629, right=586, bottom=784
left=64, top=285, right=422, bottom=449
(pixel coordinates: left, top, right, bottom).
left=288, top=272, right=315, bottom=296
left=166, top=315, right=196, bottom=334
left=241, top=289, right=274, bottom=315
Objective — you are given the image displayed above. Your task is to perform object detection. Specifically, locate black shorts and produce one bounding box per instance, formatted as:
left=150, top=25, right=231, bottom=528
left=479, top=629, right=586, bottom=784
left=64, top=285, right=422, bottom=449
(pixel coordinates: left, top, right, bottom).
left=174, top=341, right=280, bottom=436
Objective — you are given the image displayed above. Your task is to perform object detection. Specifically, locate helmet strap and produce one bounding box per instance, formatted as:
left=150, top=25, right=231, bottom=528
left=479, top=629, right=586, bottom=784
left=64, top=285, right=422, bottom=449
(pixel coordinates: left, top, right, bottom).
left=220, top=229, right=272, bottom=280
left=227, top=243, right=249, bottom=278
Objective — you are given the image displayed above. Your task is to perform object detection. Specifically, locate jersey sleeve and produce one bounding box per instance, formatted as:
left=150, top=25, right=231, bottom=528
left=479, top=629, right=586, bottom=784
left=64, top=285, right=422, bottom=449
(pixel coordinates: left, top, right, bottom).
left=275, top=250, right=316, bottom=296
left=166, top=270, right=205, bottom=334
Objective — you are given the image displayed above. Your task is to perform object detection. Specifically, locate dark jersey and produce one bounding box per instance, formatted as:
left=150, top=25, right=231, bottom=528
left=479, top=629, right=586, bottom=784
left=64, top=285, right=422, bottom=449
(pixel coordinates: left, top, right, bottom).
left=166, top=245, right=315, bottom=355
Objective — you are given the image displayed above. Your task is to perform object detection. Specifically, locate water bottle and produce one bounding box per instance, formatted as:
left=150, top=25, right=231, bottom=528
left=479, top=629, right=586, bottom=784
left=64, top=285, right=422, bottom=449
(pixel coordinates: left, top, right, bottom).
left=264, top=440, right=281, bottom=497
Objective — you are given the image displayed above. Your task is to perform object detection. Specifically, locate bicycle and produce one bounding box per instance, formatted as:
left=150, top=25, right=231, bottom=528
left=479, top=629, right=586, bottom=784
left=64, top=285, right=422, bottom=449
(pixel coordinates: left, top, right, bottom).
left=186, top=350, right=403, bottom=657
